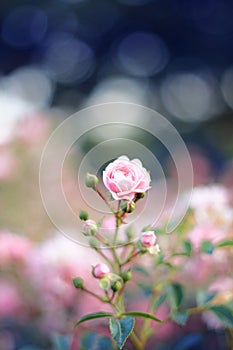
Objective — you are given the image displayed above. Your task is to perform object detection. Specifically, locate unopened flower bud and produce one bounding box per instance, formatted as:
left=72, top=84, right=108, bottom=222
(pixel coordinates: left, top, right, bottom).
left=92, top=263, right=110, bottom=279
left=121, top=269, right=132, bottom=283
left=89, top=237, right=99, bottom=249
left=126, top=225, right=135, bottom=240
left=82, top=220, right=98, bottom=236
left=99, top=277, right=110, bottom=290
left=85, top=172, right=98, bottom=189
left=141, top=231, right=157, bottom=247
left=121, top=201, right=135, bottom=213
left=111, top=280, right=122, bottom=292
left=72, top=277, right=84, bottom=289
left=79, top=210, right=89, bottom=221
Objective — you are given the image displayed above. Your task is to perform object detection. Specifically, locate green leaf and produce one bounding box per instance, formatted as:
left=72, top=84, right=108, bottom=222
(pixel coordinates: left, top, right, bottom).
left=208, top=305, right=233, bottom=328
left=167, top=283, right=184, bottom=310
left=200, top=240, right=214, bottom=254
left=216, top=240, right=233, bottom=248
left=183, top=240, right=192, bottom=256
left=109, top=317, right=135, bottom=349
left=81, top=332, right=113, bottom=350
left=171, top=252, right=190, bottom=257
left=75, top=312, right=113, bottom=327
left=137, top=282, right=153, bottom=296
left=153, top=293, right=167, bottom=311
left=51, top=334, right=71, bottom=350
left=161, top=261, right=176, bottom=269
left=132, top=265, right=150, bottom=276
left=171, top=311, right=188, bottom=325
left=196, top=290, right=217, bottom=306
left=121, top=311, right=162, bottom=323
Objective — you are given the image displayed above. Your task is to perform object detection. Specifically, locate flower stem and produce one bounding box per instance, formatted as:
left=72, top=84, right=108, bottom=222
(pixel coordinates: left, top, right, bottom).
left=95, top=186, right=115, bottom=213
left=130, top=331, right=144, bottom=350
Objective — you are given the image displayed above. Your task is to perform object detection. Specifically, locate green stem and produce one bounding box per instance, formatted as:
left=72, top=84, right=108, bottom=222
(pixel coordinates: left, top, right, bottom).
left=121, top=250, right=141, bottom=266
left=97, top=249, right=115, bottom=269
left=95, top=186, right=115, bottom=214
left=111, top=202, right=122, bottom=270
left=95, top=232, right=111, bottom=247
left=130, top=331, right=144, bottom=350
left=140, top=290, right=158, bottom=346
left=82, top=287, right=105, bottom=302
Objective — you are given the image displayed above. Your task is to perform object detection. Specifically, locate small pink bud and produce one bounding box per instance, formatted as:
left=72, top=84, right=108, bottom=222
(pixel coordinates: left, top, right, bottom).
left=93, top=263, right=110, bottom=279
left=82, top=220, right=98, bottom=236
left=141, top=231, right=157, bottom=247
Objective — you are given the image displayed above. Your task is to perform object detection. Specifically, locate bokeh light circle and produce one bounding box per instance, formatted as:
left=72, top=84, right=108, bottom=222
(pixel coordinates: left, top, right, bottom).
left=2, top=6, right=48, bottom=48
left=115, top=32, right=169, bottom=77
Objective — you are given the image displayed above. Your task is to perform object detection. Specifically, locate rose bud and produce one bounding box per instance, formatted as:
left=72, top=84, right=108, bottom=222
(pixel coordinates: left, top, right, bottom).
left=141, top=231, right=157, bottom=247
left=111, top=280, right=122, bottom=292
left=121, top=269, right=132, bottom=283
left=82, top=219, right=98, bottom=236
left=72, top=277, right=84, bottom=289
left=79, top=210, right=89, bottom=221
left=92, top=263, right=110, bottom=279
left=85, top=172, right=99, bottom=189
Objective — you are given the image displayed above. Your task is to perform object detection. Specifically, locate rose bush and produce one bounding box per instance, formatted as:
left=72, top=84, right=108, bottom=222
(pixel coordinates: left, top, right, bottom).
left=103, top=155, right=151, bottom=200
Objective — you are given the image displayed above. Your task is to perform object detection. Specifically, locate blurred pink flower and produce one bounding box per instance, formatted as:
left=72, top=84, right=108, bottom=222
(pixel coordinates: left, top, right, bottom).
left=26, top=235, right=109, bottom=329
left=190, top=185, right=233, bottom=226
left=0, top=147, right=16, bottom=180
left=187, top=224, right=226, bottom=252
left=101, top=216, right=116, bottom=230
left=26, top=235, right=91, bottom=302
left=0, top=281, right=22, bottom=318
left=0, top=232, right=32, bottom=265
left=14, top=115, right=49, bottom=144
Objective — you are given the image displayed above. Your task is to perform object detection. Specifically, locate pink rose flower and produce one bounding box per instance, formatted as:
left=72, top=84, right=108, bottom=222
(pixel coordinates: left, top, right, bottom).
left=141, top=231, right=157, bottom=247
left=103, top=156, right=151, bottom=201
left=93, top=263, right=110, bottom=278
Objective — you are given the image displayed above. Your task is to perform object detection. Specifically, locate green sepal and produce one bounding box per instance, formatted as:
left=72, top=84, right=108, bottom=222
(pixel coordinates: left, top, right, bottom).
left=99, top=277, right=110, bottom=291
